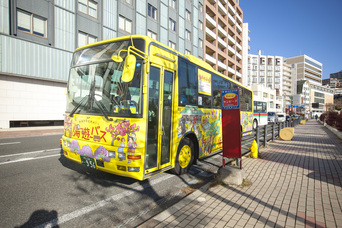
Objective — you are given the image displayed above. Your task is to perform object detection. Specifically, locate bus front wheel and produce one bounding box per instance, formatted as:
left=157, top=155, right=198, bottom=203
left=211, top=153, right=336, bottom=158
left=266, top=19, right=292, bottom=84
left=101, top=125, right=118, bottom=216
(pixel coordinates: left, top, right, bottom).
left=173, top=138, right=194, bottom=175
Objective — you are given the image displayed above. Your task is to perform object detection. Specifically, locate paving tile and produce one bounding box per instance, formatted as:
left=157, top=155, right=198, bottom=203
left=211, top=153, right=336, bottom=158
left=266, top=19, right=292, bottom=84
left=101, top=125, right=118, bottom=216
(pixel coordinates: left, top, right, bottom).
left=139, top=121, right=342, bottom=228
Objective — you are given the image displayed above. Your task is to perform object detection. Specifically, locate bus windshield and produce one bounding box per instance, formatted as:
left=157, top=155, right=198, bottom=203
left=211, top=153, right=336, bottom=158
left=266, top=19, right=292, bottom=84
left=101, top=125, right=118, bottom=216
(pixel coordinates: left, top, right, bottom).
left=66, top=40, right=144, bottom=117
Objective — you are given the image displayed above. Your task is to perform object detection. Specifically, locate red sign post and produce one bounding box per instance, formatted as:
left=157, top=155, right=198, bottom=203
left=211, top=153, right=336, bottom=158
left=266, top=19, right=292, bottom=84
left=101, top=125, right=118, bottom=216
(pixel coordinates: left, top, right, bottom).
left=221, top=89, right=242, bottom=168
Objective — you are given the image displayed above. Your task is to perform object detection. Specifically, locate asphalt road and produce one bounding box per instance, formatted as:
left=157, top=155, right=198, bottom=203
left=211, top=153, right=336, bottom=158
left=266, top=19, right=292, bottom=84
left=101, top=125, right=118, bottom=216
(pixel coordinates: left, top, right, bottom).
left=0, top=134, right=222, bottom=228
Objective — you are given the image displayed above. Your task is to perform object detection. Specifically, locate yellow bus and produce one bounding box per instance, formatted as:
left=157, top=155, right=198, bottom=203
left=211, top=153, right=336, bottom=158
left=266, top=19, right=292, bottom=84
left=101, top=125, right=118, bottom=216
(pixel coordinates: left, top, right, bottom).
left=61, top=35, right=253, bottom=180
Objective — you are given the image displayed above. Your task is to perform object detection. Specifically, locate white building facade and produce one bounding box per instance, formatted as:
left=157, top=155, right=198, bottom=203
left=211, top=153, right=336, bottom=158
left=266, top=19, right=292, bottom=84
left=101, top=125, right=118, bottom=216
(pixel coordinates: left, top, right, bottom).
left=247, top=51, right=284, bottom=113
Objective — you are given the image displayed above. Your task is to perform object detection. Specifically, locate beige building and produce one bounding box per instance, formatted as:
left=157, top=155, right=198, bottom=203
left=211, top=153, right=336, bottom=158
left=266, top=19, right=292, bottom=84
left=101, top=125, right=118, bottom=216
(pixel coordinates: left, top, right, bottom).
left=310, top=84, right=334, bottom=115
left=205, top=0, right=243, bottom=82
left=285, top=55, right=322, bottom=86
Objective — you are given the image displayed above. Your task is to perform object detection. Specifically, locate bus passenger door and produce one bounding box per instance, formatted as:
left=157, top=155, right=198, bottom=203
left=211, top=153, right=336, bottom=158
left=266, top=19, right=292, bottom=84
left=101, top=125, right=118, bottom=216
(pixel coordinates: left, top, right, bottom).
left=145, top=66, right=174, bottom=173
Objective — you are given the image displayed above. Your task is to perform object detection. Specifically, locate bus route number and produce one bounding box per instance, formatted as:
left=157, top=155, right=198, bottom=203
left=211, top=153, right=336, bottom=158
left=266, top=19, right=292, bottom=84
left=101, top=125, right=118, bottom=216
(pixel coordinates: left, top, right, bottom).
left=81, top=156, right=96, bottom=169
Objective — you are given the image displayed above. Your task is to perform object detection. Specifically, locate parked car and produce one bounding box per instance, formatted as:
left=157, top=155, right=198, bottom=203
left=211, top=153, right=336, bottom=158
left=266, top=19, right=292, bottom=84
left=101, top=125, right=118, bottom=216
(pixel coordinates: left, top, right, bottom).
left=268, top=112, right=278, bottom=123
left=277, top=113, right=285, bottom=122
left=286, top=115, right=290, bottom=121
left=292, top=115, right=299, bottom=120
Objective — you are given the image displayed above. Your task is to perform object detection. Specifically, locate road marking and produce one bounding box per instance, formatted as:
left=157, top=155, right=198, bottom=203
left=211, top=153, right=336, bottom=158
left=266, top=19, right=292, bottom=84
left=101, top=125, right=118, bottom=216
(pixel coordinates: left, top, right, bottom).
left=0, top=154, right=61, bottom=165
left=0, top=154, right=60, bottom=165
left=34, top=174, right=175, bottom=228
left=0, top=148, right=60, bottom=158
left=0, top=142, right=21, bottom=146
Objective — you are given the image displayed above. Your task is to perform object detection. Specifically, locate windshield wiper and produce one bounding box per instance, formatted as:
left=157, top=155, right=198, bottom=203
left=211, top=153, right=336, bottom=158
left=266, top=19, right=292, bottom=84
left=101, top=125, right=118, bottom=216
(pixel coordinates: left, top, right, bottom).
left=69, top=95, right=89, bottom=117
left=94, top=99, right=113, bottom=121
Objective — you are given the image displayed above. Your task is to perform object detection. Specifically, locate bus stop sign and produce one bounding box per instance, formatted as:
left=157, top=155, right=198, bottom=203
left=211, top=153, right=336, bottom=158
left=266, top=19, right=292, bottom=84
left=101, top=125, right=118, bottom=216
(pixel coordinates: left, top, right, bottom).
left=221, top=89, right=241, bottom=166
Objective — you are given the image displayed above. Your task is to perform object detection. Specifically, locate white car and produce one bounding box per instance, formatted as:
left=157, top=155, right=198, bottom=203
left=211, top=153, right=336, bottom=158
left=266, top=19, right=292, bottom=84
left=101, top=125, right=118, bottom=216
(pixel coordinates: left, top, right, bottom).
left=277, top=113, right=285, bottom=122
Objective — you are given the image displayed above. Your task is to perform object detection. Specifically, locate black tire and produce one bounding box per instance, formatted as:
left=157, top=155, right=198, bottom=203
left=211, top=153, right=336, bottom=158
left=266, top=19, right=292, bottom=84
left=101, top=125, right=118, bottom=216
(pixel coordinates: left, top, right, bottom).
left=172, top=138, right=194, bottom=175
left=253, top=119, right=258, bottom=129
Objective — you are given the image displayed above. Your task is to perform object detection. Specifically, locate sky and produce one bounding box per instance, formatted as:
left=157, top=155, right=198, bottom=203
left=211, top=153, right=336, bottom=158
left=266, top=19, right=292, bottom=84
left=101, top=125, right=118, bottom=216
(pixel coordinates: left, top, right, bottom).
left=239, top=0, right=342, bottom=79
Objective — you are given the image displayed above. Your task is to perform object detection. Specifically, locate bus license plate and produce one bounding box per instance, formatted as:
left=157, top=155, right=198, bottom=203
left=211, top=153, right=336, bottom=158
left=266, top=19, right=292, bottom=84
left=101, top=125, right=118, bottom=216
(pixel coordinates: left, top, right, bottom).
left=81, top=156, right=96, bottom=169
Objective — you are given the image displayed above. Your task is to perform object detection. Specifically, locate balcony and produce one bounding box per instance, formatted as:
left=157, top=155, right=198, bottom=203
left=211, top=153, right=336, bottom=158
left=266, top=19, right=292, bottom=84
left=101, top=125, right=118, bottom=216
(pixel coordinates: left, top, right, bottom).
left=228, top=66, right=235, bottom=75
left=218, top=60, right=227, bottom=70
left=218, top=1, right=227, bottom=16
left=228, top=2, right=235, bottom=15
left=228, top=46, right=235, bottom=55
left=236, top=23, right=242, bottom=33
left=205, top=54, right=216, bottom=65
left=218, top=24, right=227, bottom=37
left=221, top=0, right=227, bottom=4
left=236, top=52, right=242, bottom=60
left=208, top=0, right=216, bottom=4
left=236, top=71, right=241, bottom=78
left=206, top=27, right=216, bottom=41
left=236, top=42, right=242, bottom=51
left=218, top=37, right=227, bottom=49
left=228, top=34, right=235, bottom=45
left=206, top=14, right=216, bottom=28
left=236, top=14, right=242, bottom=24
left=228, top=14, right=235, bottom=26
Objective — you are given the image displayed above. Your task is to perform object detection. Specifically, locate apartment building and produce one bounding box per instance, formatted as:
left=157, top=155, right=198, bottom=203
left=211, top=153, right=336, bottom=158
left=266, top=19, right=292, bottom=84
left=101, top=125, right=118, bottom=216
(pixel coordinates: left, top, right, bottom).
left=0, top=0, right=204, bottom=128
left=285, top=55, right=322, bottom=86
left=247, top=51, right=284, bottom=113
left=204, top=0, right=243, bottom=82
left=329, top=70, right=342, bottom=88
left=242, top=22, right=250, bottom=86
left=282, top=63, right=294, bottom=108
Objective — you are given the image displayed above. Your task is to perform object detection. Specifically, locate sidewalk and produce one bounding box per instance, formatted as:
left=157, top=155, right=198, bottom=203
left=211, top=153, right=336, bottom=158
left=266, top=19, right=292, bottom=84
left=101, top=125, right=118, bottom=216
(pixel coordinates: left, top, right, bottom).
left=139, top=120, right=342, bottom=228
left=0, top=126, right=64, bottom=139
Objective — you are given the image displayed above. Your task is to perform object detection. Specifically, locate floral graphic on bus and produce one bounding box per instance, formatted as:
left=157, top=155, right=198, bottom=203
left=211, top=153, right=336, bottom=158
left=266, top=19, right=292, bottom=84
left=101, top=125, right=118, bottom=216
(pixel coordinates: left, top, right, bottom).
left=70, top=140, right=80, bottom=153
left=105, top=120, right=140, bottom=146
left=94, top=146, right=110, bottom=162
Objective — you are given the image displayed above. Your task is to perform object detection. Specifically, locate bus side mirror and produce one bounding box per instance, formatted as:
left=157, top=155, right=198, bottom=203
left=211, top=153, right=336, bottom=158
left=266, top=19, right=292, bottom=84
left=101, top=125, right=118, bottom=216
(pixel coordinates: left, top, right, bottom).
left=121, top=54, right=136, bottom=82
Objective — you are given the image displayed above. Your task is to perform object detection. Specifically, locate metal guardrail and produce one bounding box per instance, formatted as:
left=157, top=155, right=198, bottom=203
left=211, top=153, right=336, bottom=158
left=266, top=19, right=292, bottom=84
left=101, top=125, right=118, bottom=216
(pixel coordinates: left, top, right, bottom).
left=241, top=117, right=303, bottom=155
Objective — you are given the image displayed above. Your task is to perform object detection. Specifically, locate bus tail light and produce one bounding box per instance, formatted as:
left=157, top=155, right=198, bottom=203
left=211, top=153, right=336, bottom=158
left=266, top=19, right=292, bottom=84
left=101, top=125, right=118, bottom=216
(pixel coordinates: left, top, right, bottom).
left=127, top=155, right=141, bottom=160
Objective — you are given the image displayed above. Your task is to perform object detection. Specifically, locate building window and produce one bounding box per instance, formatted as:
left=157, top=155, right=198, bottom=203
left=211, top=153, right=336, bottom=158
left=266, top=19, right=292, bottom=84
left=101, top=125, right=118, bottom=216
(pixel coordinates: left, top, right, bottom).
left=185, top=49, right=191, bottom=55
left=199, top=3, right=203, bottom=13
left=17, top=10, right=47, bottom=38
left=148, top=4, right=158, bottom=21
left=199, top=21, right=203, bottom=31
left=199, top=39, right=203, bottom=49
left=78, top=31, right=97, bottom=47
left=169, top=41, right=176, bottom=49
left=119, top=15, right=132, bottom=34
left=185, top=29, right=191, bottom=41
left=169, top=0, right=176, bottom=9
left=147, top=30, right=157, bottom=40
left=186, top=9, right=191, bottom=22
left=78, top=0, right=97, bottom=18
left=169, top=18, right=176, bottom=31
left=122, top=0, right=132, bottom=4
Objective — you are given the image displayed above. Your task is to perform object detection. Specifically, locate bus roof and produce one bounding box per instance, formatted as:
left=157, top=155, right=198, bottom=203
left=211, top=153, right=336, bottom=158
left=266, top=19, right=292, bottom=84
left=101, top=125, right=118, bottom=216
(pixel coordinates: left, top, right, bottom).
left=75, top=35, right=251, bottom=92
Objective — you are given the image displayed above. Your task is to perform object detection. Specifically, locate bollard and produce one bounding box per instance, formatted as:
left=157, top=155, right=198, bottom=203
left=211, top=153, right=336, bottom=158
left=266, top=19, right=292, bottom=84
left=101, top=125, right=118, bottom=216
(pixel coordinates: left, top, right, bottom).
left=250, top=140, right=258, bottom=158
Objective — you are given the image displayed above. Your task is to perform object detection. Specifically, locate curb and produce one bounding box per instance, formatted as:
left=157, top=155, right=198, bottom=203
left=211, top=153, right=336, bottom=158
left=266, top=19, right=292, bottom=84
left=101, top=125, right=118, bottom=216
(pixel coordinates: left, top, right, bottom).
left=318, top=120, right=342, bottom=140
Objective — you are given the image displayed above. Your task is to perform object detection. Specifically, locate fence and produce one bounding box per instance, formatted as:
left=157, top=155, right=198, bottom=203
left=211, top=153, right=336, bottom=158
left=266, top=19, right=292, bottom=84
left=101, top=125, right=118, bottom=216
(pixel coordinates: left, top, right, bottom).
left=241, top=117, right=303, bottom=156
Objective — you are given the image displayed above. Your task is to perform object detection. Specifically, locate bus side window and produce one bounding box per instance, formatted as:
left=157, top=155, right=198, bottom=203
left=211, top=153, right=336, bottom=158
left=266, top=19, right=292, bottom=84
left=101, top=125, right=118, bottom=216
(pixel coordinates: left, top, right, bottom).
left=178, top=59, right=197, bottom=106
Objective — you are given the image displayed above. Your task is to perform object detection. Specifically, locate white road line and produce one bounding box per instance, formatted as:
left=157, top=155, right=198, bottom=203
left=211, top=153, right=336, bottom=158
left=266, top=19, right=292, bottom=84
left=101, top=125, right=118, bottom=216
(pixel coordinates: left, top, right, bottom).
left=0, top=154, right=60, bottom=165
left=34, top=174, right=175, bottom=228
left=0, top=148, right=60, bottom=158
left=0, top=142, right=21, bottom=146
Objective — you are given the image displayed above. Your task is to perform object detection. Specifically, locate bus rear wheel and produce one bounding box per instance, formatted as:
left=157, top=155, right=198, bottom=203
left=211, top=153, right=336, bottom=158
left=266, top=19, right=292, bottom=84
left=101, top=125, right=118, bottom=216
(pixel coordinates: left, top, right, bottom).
left=173, top=138, right=194, bottom=175
left=253, top=119, right=258, bottom=129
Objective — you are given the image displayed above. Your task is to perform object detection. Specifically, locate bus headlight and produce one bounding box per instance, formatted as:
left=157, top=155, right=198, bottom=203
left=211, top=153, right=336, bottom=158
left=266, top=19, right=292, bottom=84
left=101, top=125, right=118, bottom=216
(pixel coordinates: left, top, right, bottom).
left=108, top=151, right=116, bottom=158
left=128, top=167, right=140, bottom=172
